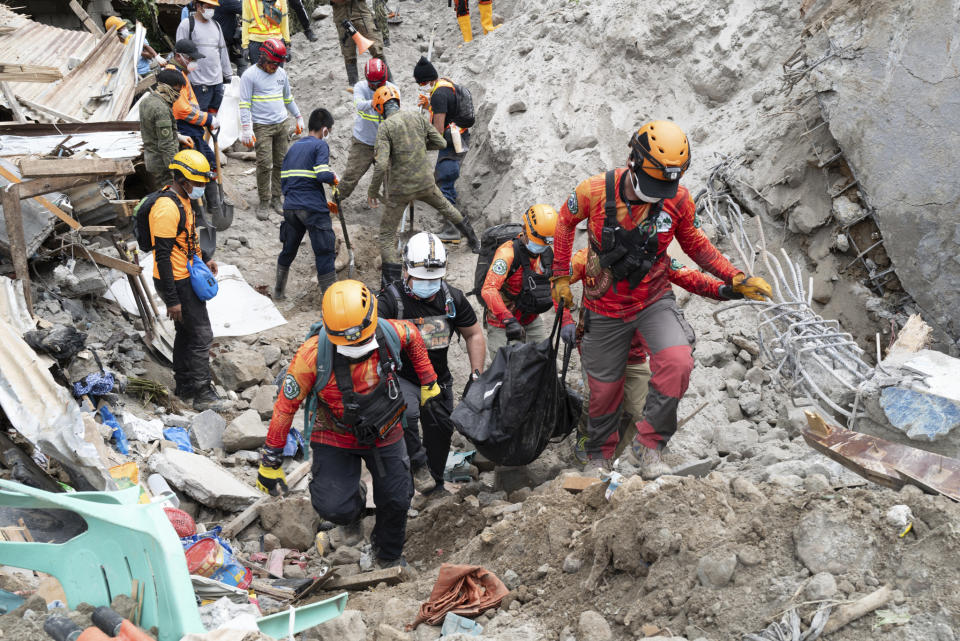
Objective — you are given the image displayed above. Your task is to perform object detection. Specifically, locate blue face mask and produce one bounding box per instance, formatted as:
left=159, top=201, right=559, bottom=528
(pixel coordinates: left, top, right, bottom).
left=525, top=240, right=549, bottom=254
left=410, top=278, right=442, bottom=299
left=189, top=185, right=206, bottom=200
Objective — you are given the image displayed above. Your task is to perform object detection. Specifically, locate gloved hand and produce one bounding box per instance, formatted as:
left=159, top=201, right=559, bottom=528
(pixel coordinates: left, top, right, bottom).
left=207, top=114, right=220, bottom=134
left=550, top=275, right=574, bottom=309
left=240, top=123, right=256, bottom=148
left=732, top=273, right=772, bottom=301
left=420, top=381, right=442, bottom=406
left=560, top=322, right=577, bottom=346
left=417, top=94, right=430, bottom=109
left=332, top=173, right=340, bottom=185
left=295, top=115, right=304, bottom=135
left=256, top=446, right=288, bottom=496
left=177, top=134, right=194, bottom=149
left=327, top=200, right=339, bottom=215
left=504, top=318, right=525, bottom=342
left=718, top=284, right=742, bottom=300
left=284, top=42, right=292, bottom=62
left=463, top=369, right=480, bottom=398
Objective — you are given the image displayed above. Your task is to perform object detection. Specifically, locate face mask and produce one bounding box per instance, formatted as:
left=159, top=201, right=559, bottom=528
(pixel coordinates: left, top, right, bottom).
left=629, top=168, right=663, bottom=204
left=119, top=29, right=130, bottom=39
left=187, top=61, right=199, bottom=73
left=200, top=7, right=215, bottom=19
left=410, top=278, right=441, bottom=299
left=337, top=337, right=379, bottom=359
left=189, top=185, right=205, bottom=200
left=525, top=240, right=549, bottom=254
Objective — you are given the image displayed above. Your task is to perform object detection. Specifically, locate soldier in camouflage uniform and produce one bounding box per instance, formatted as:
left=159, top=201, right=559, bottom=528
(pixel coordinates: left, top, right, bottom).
left=367, top=86, right=478, bottom=288
left=318, top=0, right=388, bottom=86
left=140, top=70, right=191, bottom=191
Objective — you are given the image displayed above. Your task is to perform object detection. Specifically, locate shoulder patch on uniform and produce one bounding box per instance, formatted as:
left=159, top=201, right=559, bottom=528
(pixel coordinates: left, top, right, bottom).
left=670, top=258, right=684, bottom=271
left=159, top=127, right=171, bottom=138
left=655, top=211, right=673, bottom=233
left=566, top=192, right=579, bottom=214
left=282, top=373, right=301, bottom=399
left=491, top=258, right=509, bottom=276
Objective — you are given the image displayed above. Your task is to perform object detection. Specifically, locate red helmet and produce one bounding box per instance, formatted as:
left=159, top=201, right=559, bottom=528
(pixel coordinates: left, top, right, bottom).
left=365, top=58, right=388, bottom=87
left=259, top=38, right=287, bottom=63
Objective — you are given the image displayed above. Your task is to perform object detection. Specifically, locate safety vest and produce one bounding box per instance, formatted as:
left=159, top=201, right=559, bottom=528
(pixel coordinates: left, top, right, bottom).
left=248, top=0, right=285, bottom=38
left=431, top=79, right=466, bottom=134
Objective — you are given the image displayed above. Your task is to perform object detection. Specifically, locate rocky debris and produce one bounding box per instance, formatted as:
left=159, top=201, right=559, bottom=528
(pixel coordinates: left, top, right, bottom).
left=696, top=552, right=738, bottom=587
left=191, top=409, right=226, bottom=450
left=713, top=420, right=758, bottom=455
left=577, top=610, right=613, bottom=641
left=793, top=510, right=876, bottom=575
left=250, top=384, right=278, bottom=420
left=804, top=572, right=838, bottom=602
left=303, top=609, right=366, bottom=641
left=148, top=448, right=260, bottom=510
left=562, top=553, right=582, bottom=574
left=223, top=409, right=268, bottom=453
left=258, top=495, right=321, bottom=550
left=213, top=347, right=270, bottom=391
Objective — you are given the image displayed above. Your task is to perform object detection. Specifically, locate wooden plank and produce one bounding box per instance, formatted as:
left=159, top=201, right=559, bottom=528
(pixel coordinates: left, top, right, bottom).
left=17, top=176, right=100, bottom=199
left=325, top=567, right=408, bottom=591
left=82, top=249, right=142, bottom=276
left=19, top=158, right=134, bottom=178
left=250, top=579, right=297, bottom=601
left=135, top=73, right=156, bottom=95
left=109, top=200, right=138, bottom=218
left=220, top=462, right=312, bottom=539
left=14, top=96, right=84, bottom=124
left=0, top=82, right=26, bottom=123
left=562, top=476, right=603, bottom=493
left=1, top=184, right=32, bottom=314
left=0, top=64, right=63, bottom=84
left=69, top=0, right=104, bottom=35
left=0, top=122, right=141, bottom=136
left=0, top=165, right=83, bottom=230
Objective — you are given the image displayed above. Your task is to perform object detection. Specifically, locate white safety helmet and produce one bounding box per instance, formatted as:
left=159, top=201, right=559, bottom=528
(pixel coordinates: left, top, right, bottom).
left=403, top=232, right=447, bottom=279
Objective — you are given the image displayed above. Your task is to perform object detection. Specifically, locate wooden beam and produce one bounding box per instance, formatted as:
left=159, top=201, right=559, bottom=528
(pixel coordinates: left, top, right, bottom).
left=0, top=122, right=141, bottom=136
left=1, top=184, right=33, bottom=314
left=69, top=0, right=104, bottom=35
left=0, top=82, right=26, bottom=123
left=0, top=165, right=82, bottom=230
left=14, top=97, right=83, bottom=124
left=324, top=567, right=408, bottom=591
left=0, top=64, right=63, bottom=84
left=18, top=158, right=134, bottom=178
left=220, top=462, right=312, bottom=539
left=109, top=200, right=138, bottom=218
left=17, top=176, right=100, bottom=200
left=82, top=248, right=141, bottom=276
left=135, top=74, right=156, bottom=95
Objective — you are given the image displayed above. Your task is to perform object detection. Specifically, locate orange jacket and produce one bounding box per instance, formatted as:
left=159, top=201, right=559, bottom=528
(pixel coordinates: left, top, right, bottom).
left=481, top=238, right=573, bottom=329
left=165, top=64, right=211, bottom=128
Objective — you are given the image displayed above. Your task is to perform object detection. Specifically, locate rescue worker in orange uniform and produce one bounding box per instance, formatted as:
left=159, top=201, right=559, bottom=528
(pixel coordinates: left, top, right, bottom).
left=481, top=204, right=574, bottom=362
left=551, top=120, right=772, bottom=476
left=257, top=280, right=445, bottom=568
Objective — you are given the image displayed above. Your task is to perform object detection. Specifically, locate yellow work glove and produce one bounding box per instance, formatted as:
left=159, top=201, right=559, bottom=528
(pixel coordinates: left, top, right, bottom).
left=550, top=275, right=574, bottom=308
left=732, top=273, right=773, bottom=301
left=420, top=381, right=442, bottom=405
left=256, top=446, right=288, bottom=496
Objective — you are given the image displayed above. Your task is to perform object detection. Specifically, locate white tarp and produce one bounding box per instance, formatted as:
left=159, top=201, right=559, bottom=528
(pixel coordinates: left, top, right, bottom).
left=104, top=253, right=286, bottom=337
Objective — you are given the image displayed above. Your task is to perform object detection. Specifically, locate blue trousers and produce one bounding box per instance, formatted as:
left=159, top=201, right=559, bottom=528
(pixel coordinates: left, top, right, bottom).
left=435, top=133, right=469, bottom=206
left=194, top=83, right=225, bottom=113
left=309, top=438, right=412, bottom=561
left=176, top=120, right=217, bottom=171
left=277, top=209, right=336, bottom=277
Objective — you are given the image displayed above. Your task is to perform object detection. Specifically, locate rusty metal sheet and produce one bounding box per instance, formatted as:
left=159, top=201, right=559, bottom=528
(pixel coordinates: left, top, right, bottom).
left=802, top=411, right=960, bottom=500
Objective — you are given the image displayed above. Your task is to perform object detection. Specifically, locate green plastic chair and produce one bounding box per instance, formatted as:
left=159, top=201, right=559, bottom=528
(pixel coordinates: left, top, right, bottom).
left=256, top=593, right=348, bottom=638
left=0, top=479, right=205, bottom=641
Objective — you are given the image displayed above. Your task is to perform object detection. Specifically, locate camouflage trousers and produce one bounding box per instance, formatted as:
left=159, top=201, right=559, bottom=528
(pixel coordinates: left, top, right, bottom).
left=337, top=138, right=376, bottom=201
left=253, top=121, right=289, bottom=204
left=379, top=184, right=462, bottom=264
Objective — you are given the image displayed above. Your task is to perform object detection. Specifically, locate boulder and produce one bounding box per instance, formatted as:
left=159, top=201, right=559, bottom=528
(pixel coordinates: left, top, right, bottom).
left=794, top=510, right=876, bottom=574
left=223, top=409, right=267, bottom=453
left=697, top=552, right=738, bottom=587
left=259, top=495, right=321, bottom=550
left=305, top=609, right=365, bottom=641
left=251, top=385, right=279, bottom=420
left=148, top=449, right=260, bottom=510
left=577, top=610, right=612, bottom=641
left=191, top=410, right=226, bottom=451
left=213, top=348, right=270, bottom=391
left=713, top=420, right=758, bottom=455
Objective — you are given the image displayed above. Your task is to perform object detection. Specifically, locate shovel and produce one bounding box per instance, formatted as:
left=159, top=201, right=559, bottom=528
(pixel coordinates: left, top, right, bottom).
left=334, top=191, right=356, bottom=278
left=210, top=131, right=235, bottom=230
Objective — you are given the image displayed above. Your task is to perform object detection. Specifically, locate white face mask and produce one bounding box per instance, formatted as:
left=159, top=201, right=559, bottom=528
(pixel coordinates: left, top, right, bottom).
left=187, top=61, right=199, bottom=73
left=337, top=337, right=378, bottom=359
left=629, top=168, right=663, bottom=203
left=200, top=6, right=215, bottom=19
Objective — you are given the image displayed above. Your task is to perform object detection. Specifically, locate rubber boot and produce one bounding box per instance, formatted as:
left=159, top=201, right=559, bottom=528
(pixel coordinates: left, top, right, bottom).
left=457, top=15, right=473, bottom=43
left=478, top=3, right=499, bottom=35
left=256, top=200, right=271, bottom=221
left=203, top=182, right=222, bottom=222
left=317, top=271, right=337, bottom=300
left=454, top=218, right=480, bottom=253
left=304, top=27, right=318, bottom=42
left=274, top=264, right=290, bottom=300
left=345, top=60, right=359, bottom=86
left=193, top=383, right=227, bottom=412
left=380, top=262, right=402, bottom=293
left=435, top=219, right=461, bottom=244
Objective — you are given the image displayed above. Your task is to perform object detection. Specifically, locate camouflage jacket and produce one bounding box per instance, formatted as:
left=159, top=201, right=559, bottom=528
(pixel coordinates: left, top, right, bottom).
left=368, top=110, right=446, bottom=201
left=139, top=92, right=179, bottom=174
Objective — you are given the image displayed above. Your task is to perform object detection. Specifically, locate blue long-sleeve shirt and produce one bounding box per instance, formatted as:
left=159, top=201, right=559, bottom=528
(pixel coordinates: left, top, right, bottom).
left=281, top=136, right=336, bottom=212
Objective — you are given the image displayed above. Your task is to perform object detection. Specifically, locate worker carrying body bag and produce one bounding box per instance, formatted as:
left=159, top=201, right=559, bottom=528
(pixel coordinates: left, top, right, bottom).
left=451, top=306, right=580, bottom=466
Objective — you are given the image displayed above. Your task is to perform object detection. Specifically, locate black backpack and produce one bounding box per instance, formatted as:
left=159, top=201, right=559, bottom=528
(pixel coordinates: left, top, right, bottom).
left=447, top=80, right=475, bottom=129
left=469, top=223, right=524, bottom=303
left=134, top=189, right=187, bottom=252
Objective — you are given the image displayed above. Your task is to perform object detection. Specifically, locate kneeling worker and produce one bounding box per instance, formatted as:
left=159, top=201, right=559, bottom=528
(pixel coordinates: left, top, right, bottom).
left=378, top=232, right=486, bottom=493
left=480, top=204, right=574, bottom=361
left=257, top=280, right=445, bottom=568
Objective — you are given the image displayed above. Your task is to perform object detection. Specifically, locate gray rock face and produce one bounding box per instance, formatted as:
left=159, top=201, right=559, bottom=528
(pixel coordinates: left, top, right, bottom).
left=713, top=420, right=758, bottom=455
left=577, top=610, right=612, bottom=641
left=305, top=609, right=366, bottom=641
left=697, top=552, right=738, bottom=587
left=213, top=348, right=270, bottom=391
left=223, top=409, right=267, bottom=453
left=794, top=510, right=876, bottom=574
left=259, top=495, right=321, bottom=550
left=250, top=384, right=278, bottom=420
left=191, top=410, right=226, bottom=451
left=806, top=0, right=960, bottom=340
left=148, top=449, right=260, bottom=510
left=805, top=572, right=838, bottom=601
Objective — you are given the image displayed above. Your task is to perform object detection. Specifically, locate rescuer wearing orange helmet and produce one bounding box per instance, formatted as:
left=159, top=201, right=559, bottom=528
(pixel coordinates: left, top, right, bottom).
left=551, top=120, right=772, bottom=477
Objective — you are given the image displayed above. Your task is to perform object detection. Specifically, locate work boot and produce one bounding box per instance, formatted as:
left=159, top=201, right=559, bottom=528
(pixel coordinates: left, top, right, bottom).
left=274, top=264, right=290, bottom=300
left=478, top=2, right=500, bottom=35
left=203, top=182, right=222, bottom=221
left=271, top=196, right=283, bottom=214
left=193, top=383, right=227, bottom=412
left=634, top=441, right=671, bottom=480
left=304, top=27, right=318, bottom=42
left=256, top=200, right=271, bottom=221
left=457, top=15, right=473, bottom=42
left=435, top=220, right=461, bottom=244
left=380, top=262, right=402, bottom=292
left=454, top=218, right=480, bottom=253
left=376, top=555, right=408, bottom=570
left=582, top=456, right=612, bottom=477
left=345, top=60, right=359, bottom=86
left=337, top=482, right=367, bottom=546
left=317, top=271, right=337, bottom=300
left=571, top=433, right=588, bottom=466
left=412, top=465, right=437, bottom=494
left=174, top=383, right=195, bottom=401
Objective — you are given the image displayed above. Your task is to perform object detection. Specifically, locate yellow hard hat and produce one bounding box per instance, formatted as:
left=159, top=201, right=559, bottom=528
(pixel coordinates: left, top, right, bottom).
left=105, top=16, right=126, bottom=32
left=628, top=120, right=690, bottom=199
left=322, top=280, right=378, bottom=345
left=168, top=149, right=214, bottom=183
left=522, top=204, right=558, bottom=246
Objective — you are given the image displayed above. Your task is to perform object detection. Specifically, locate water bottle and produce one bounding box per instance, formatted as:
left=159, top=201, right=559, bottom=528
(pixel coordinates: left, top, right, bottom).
left=147, top=473, right=179, bottom=508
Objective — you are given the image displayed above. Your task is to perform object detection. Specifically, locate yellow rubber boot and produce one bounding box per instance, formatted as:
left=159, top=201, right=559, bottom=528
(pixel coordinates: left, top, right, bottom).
left=479, top=3, right=499, bottom=34
left=457, top=14, right=473, bottom=42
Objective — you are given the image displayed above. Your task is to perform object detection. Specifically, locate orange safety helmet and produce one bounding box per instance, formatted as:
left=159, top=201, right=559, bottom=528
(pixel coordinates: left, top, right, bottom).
left=627, top=120, right=690, bottom=200
left=522, top=204, right=558, bottom=246
left=372, top=85, right=400, bottom=115
left=322, top=280, right=378, bottom=345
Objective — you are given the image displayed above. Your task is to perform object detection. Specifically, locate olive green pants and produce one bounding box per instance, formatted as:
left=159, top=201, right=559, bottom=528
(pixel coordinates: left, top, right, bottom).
left=253, top=121, right=289, bottom=205
left=333, top=1, right=385, bottom=64
left=485, top=316, right=548, bottom=363
left=337, top=138, right=375, bottom=201
left=379, top=185, right=462, bottom=264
